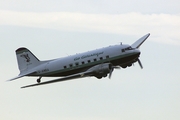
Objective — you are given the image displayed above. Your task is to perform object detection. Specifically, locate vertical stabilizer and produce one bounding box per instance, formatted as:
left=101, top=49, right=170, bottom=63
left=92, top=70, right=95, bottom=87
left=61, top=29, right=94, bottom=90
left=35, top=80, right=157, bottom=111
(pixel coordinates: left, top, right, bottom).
left=16, top=47, right=40, bottom=73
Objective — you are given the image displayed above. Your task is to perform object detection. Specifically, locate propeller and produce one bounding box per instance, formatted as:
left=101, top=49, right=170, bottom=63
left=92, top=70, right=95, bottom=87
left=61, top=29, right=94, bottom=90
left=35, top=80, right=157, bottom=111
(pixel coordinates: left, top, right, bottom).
left=109, top=66, right=120, bottom=79
left=108, top=59, right=143, bottom=79
left=131, top=33, right=150, bottom=69
left=108, top=34, right=149, bottom=78
left=137, top=58, right=143, bottom=69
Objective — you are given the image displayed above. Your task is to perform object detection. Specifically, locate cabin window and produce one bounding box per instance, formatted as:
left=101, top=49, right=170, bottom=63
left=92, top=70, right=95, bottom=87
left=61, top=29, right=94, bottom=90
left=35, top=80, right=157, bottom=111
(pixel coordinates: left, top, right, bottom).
left=100, top=57, right=103, bottom=60
left=94, top=58, right=97, bottom=62
left=88, top=60, right=91, bottom=63
left=69, top=64, right=73, bottom=67
left=82, top=61, right=85, bottom=64
left=64, top=66, right=67, bottom=69
left=75, top=62, right=79, bottom=66
left=106, top=55, right=109, bottom=59
left=121, top=49, right=125, bottom=52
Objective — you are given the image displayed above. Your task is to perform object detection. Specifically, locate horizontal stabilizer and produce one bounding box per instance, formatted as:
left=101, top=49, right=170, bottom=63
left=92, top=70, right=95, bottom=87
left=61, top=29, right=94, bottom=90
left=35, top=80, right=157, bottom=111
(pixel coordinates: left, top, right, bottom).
left=131, top=33, right=150, bottom=48
left=8, top=71, right=36, bottom=81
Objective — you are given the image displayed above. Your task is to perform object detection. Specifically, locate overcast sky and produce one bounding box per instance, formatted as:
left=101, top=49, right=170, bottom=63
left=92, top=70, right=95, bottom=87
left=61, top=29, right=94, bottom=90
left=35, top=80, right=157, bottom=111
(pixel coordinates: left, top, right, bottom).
left=0, top=0, right=180, bottom=120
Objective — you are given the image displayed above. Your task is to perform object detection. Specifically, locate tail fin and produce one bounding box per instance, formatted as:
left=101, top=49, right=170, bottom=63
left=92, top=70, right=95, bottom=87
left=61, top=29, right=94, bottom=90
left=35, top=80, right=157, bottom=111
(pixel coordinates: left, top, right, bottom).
left=16, top=47, right=40, bottom=73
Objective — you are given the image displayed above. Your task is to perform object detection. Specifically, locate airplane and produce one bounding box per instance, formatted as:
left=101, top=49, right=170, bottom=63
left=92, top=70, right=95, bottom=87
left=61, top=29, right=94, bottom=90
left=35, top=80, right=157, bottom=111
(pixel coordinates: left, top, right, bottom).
left=8, top=33, right=150, bottom=88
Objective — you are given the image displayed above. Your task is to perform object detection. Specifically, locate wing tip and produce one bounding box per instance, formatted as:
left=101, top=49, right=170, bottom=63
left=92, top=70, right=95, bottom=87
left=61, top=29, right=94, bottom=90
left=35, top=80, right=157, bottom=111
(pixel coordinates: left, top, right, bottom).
left=146, top=32, right=150, bottom=38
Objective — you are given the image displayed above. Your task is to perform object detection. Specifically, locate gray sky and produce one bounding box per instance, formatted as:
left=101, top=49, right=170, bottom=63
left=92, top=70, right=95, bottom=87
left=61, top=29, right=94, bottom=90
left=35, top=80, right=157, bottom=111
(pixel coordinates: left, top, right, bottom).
left=0, top=0, right=180, bottom=120
left=0, top=0, right=180, bottom=14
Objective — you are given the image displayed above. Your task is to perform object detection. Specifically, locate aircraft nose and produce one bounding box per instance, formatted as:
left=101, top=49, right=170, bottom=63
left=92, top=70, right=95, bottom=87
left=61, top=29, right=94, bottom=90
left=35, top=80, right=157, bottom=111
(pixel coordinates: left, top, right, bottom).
left=134, top=49, right=141, bottom=55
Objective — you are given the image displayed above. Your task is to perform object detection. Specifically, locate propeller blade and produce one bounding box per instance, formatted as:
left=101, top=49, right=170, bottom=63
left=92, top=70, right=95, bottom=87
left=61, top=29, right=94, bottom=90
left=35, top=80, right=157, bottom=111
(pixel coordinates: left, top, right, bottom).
left=108, top=66, right=120, bottom=79
left=109, top=68, right=114, bottom=79
left=137, top=59, right=143, bottom=69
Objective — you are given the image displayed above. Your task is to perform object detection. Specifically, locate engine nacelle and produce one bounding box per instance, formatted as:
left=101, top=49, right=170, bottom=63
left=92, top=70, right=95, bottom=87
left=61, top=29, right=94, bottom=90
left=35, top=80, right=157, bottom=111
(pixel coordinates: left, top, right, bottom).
left=87, top=63, right=112, bottom=79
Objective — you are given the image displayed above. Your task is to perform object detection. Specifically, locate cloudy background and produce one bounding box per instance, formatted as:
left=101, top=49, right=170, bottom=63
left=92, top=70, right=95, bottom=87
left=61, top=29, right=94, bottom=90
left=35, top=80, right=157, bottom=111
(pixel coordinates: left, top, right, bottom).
left=0, top=0, right=180, bottom=120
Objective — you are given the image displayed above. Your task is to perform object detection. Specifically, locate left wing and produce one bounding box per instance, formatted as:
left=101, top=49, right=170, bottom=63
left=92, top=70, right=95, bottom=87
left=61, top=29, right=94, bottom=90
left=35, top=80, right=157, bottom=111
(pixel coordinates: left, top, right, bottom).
left=21, top=71, right=94, bottom=88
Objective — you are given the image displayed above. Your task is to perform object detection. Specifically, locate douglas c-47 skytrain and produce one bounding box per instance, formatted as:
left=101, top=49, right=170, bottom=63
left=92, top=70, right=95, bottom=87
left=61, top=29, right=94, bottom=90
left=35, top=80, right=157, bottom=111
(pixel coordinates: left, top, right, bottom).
left=8, top=33, right=150, bottom=88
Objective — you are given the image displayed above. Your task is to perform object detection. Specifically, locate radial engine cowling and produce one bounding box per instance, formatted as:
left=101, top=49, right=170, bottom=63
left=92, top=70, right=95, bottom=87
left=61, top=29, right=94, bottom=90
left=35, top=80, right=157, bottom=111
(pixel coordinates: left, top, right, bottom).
left=87, top=63, right=112, bottom=79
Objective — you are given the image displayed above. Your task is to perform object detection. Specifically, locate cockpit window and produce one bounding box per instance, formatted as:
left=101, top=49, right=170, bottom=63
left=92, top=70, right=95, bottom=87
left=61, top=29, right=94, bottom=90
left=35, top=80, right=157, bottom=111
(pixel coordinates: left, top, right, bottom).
left=122, top=46, right=133, bottom=52
left=121, top=49, right=125, bottom=52
left=125, top=46, right=132, bottom=50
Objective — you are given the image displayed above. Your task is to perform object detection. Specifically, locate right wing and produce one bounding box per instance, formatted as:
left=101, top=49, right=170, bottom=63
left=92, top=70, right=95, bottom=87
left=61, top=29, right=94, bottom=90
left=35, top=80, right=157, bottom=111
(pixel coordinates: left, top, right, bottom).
left=21, top=71, right=94, bottom=88
left=131, top=33, right=150, bottom=48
